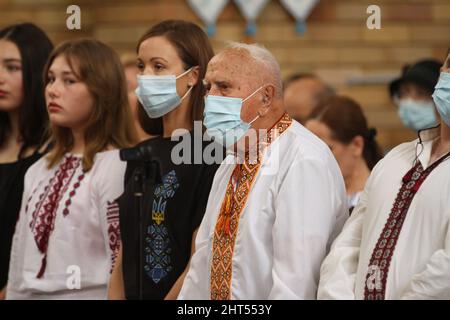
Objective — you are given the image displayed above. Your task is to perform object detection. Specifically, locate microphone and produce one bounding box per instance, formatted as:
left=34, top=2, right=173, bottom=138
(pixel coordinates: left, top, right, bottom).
left=119, top=144, right=160, bottom=301
left=119, top=145, right=155, bottom=162
left=120, top=145, right=162, bottom=184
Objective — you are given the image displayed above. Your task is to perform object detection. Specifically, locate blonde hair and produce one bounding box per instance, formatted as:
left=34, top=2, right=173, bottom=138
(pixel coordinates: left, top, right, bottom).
left=44, top=39, right=137, bottom=171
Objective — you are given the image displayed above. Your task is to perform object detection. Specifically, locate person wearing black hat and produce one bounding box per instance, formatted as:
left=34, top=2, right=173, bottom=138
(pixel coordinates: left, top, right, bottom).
left=318, top=52, right=450, bottom=300
left=389, top=59, right=442, bottom=132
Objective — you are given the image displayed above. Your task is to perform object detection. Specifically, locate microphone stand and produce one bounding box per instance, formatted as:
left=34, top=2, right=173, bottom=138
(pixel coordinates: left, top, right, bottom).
left=132, top=160, right=162, bottom=300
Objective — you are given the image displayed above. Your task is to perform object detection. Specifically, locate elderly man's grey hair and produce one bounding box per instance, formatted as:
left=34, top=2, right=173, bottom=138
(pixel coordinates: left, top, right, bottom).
left=225, top=42, right=283, bottom=98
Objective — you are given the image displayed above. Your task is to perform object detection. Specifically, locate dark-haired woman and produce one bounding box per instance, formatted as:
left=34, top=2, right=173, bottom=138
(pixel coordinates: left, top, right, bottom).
left=109, top=20, right=220, bottom=300
left=305, top=96, right=383, bottom=213
left=0, top=23, right=53, bottom=298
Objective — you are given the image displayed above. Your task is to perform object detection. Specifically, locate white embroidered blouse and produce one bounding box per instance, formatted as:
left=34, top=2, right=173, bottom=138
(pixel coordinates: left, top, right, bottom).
left=7, top=150, right=124, bottom=299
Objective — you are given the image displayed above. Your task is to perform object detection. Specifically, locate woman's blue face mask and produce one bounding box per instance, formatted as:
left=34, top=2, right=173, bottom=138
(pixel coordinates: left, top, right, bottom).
left=135, top=67, right=194, bottom=118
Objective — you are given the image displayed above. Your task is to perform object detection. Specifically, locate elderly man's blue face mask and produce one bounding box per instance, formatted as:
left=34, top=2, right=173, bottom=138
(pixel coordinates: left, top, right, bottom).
left=203, top=86, right=265, bottom=149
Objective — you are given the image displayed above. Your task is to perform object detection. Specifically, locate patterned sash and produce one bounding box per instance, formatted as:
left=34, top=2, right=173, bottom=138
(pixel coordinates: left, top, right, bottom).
left=210, top=113, right=292, bottom=300
left=364, top=150, right=450, bottom=300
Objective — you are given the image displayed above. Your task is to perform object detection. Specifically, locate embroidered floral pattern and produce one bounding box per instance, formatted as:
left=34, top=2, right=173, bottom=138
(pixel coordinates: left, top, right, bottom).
left=144, top=170, right=179, bottom=283
left=28, top=155, right=82, bottom=278
left=210, top=113, right=292, bottom=300
left=107, top=200, right=121, bottom=273
left=364, top=152, right=450, bottom=300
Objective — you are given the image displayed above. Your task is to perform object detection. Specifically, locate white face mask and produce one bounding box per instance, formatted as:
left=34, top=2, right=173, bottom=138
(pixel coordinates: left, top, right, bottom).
left=135, top=67, right=194, bottom=118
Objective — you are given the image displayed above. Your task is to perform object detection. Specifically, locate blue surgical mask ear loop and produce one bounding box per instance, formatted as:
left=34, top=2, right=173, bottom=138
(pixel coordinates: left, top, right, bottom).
left=242, top=85, right=267, bottom=126
left=176, top=67, right=195, bottom=102
left=176, top=67, right=194, bottom=80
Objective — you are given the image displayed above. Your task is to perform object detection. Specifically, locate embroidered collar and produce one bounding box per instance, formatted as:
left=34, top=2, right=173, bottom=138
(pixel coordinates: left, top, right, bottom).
left=226, top=113, right=292, bottom=164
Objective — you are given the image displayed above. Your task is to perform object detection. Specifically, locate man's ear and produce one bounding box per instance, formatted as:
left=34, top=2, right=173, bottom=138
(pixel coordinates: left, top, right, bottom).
left=187, top=66, right=200, bottom=87
left=259, top=85, right=275, bottom=117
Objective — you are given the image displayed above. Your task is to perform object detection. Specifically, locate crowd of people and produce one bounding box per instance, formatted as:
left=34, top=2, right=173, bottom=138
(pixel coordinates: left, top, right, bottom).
left=0, top=20, right=449, bottom=300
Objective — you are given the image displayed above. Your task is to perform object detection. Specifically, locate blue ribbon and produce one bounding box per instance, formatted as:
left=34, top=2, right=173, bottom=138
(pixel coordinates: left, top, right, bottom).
left=245, top=21, right=257, bottom=36
left=206, top=24, right=216, bottom=37
left=296, top=20, right=307, bottom=34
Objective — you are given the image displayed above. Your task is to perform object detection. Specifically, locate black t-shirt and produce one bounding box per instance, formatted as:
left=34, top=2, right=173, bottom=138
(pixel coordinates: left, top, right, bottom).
left=118, top=131, right=222, bottom=299
left=0, top=152, right=43, bottom=288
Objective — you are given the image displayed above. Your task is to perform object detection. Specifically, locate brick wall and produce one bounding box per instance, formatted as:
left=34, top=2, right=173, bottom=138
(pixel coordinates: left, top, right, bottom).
left=1, top=0, right=449, bottom=151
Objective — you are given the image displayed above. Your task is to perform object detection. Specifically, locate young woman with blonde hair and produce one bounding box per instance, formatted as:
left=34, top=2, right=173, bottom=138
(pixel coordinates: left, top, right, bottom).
left=6, top=38, right=137, bottom=299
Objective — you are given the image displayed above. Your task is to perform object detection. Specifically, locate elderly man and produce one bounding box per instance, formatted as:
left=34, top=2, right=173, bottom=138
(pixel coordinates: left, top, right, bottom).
left=178, top=43, right=348, bottom=300
left=318, top=52, right=450, bottom=300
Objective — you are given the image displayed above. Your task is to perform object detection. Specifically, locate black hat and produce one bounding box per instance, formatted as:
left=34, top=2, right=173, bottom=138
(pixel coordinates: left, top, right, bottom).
left=389, top=59, right=442, bottom=98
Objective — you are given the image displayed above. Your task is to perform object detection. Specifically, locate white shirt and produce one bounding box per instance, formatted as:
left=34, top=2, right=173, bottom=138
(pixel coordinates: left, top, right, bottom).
left=348, top=192, right=362, bottom=212
left=318, top=127, right=450, bottom=300
left=179, top=121, right=348, bottom=300
left=7, top=150, right=125, bottom=299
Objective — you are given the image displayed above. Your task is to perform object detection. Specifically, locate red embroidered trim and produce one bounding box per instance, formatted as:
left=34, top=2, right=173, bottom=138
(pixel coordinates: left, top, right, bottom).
left=364, top=152, right=450, bottom=300
left=62, top=173, right=85, bottom=216
left=106, top=200, right=121, bottom=273
left=25, top=180, right=43, bottom=214
left=210, top=113, right=292, bottom=300
left=28, top=155, right=82, bottom=278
